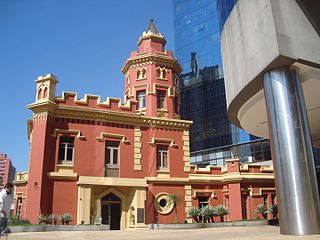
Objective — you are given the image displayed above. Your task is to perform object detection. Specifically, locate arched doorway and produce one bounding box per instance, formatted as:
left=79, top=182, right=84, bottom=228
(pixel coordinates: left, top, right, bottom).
left=101, top=193, right=121, bottom=230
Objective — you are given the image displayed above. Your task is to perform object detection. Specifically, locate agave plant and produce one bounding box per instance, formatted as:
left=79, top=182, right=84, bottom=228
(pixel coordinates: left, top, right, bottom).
left=200, top=205, right=216, bottom=223
left=51, top=214, right=59, bottom=225
left=187, top=206, right=200, bottom=223
left=38, top=213, right=46, bottom=224
left=268, top=204, right=278, bottom=220
left=62, top=213, right=73, bottom=225
left=256, top=204, right=268, bottom=219
left=215, top=205, right=228, bottom=222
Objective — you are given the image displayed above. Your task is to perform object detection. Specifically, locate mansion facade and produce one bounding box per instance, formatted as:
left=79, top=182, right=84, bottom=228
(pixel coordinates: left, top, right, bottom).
left=13, top=20, right=276, bottom=229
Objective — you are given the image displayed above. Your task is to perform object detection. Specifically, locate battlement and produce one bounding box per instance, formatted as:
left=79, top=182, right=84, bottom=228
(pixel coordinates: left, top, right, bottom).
left=36, top=73, right=58, bottom=82
left=189, top=162, right=274, bottom=175
left=55, top=91, right=137, bottom=113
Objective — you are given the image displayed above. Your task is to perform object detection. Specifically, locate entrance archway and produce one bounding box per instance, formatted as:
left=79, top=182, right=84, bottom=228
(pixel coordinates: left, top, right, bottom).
left=101, top=193, right=121, bottom=230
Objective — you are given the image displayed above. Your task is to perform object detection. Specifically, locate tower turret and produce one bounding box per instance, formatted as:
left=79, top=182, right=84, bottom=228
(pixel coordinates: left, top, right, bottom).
left=35, top=73, right=58, bottom=102
left=122, top=20, right=182, bottom=119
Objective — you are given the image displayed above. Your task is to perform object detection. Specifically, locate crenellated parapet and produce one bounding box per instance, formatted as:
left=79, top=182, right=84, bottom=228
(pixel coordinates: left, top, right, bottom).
left=55, top=91, right=137, bottom=113
left=189, top=160, right=274, bottom=183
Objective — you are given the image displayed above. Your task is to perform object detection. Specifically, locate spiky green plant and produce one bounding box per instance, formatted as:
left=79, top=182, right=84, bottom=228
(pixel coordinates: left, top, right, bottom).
left=268, top=204, right=278, bottom=220
left=62, top=213, right=73, bottom=225
left=167, top=194, right=181, bottom=223
left=38, top=214, right=46, bottom=224
left=215, top=205, right=228, bottom=222
left=187, top=206, right=200, bottom=223
left=200, top=205, right=216, bottom=223
left=51, top=214, right=59, bottom=225
left=256, top=204, right=268, bottom=219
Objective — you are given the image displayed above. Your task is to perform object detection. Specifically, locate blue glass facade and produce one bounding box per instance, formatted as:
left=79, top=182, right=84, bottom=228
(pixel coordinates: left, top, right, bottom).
left=216, top=0, right=238, bottom=31
left=174, top=0, right=232, bottom=152
left=173, top=0, right=251, bottom=153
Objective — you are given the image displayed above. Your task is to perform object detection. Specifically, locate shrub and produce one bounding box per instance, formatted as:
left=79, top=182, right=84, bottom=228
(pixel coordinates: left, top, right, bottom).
left=256, top=204, right=268, bottom=219
left=9, top=215, right=30, bottom=225
left=187, top=206, right=200, bottom=223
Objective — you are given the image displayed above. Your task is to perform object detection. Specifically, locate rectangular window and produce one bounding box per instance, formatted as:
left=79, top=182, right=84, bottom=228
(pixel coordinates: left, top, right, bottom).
left=58, top=136, right=74, bottom=164
left=157, top=145, right=168, bottom=170
left=105, top=141, right=120, bottom=177
left=105, top=141, right=119, bottom=165
left=137, top=90, right=146, bottom=109
left=17, top=197, right=22, bottom=219
left=157, top=90, right=166, bottom=109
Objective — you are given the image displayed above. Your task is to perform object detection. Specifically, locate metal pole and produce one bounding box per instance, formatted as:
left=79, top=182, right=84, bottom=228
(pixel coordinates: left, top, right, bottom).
left=263, top=66, right=320, bottom=235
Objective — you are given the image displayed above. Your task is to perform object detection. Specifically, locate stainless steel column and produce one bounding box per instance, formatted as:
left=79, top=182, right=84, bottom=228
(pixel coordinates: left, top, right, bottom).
left=263, top=67, right=320, bottom=235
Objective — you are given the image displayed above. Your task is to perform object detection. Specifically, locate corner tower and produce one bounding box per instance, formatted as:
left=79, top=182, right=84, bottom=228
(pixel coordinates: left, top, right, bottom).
left=122, top=19, right=182, bottom=119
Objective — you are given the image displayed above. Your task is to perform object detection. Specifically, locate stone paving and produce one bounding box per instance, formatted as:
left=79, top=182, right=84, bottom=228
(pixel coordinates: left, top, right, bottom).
left=6, top=226, right=320, bottom=240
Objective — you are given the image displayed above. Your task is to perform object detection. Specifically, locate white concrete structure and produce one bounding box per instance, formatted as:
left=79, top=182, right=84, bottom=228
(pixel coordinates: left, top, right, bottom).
left=220, top=0, right=320, bottom=235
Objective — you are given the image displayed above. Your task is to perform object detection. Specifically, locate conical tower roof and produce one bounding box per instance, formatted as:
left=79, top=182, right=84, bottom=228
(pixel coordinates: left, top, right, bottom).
left=137, top=19, right=166, bottom=46
left=146, top=19, right=159, bottom=35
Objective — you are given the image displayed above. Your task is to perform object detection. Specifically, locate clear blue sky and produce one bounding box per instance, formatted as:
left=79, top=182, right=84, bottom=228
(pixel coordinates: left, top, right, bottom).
left=0, top=0, right=174, bottom=172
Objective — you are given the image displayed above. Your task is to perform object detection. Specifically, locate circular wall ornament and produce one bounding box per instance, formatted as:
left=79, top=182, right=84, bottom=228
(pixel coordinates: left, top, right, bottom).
left=154, top=192, right=174, bottom=215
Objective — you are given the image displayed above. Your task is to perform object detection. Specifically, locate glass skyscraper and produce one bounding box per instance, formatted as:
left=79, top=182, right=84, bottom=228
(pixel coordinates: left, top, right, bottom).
left=173, top=0, right=270, bottom=165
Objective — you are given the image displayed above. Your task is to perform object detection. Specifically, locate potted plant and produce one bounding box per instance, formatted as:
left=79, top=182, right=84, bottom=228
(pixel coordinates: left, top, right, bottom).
left=62, top=213, right=73, bottom=225
left=256, top=204, right=268, bottom=219
left=215, top=205, right=228, bottom=222
left=187, top=206, right=200, bottom=223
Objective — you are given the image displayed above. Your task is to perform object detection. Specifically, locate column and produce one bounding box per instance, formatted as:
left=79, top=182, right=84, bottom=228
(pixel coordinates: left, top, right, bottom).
left=263, top=67, right=320, bottom=235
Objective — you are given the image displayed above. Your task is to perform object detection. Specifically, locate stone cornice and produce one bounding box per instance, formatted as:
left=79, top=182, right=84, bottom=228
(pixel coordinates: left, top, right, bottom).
left=27, top=101, right=192, bottom=130
left=121, top=54, right=182, bottom=74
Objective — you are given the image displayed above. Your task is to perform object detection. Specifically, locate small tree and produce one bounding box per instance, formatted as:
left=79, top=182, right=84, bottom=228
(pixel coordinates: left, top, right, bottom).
left=187, top=206, right=200, bottom=223
left=268, top=204, right=278, bottom=220
left=256, top=204, right=268, bottom=219
left=215, top=205, right=228, bottom=222
left=167, top=194, right=180, bottom=223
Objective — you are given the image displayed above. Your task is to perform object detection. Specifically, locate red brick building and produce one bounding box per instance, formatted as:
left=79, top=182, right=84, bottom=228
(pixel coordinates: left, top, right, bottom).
left=14, top=20, right=276, bottom=229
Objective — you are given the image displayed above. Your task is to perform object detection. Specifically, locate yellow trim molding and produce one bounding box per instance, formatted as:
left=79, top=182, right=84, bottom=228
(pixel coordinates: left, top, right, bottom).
left=96, top=132, right=129, bottom=144
left=47, top=171, right=78, bottom=180
left=148, top=138, right=177, bottom=148
left=51, top=129, right=85, bottom=140
left=78, top=176, right=147, bottom=187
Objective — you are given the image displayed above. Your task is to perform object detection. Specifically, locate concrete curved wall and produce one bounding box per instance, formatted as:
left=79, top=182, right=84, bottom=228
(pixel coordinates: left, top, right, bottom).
left=220, top=0, right=320, bottom=146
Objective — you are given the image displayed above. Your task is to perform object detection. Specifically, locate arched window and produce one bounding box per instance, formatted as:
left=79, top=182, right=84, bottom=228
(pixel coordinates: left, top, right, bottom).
left=142, top=69, right=146, bottom=79
left=137, top=70, right=141, bottom=79
left=37, top=88, right=42, bottom=100
left=43, top=87, right=48, bottom=99
left=162, top=69, right=166, bottom=79
left=157, top=68, right=161, bottom=78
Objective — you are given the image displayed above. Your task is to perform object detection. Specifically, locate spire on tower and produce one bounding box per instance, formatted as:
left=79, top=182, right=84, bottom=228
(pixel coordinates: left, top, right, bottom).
left=146, top=19, right=159, bottom=35
left=137, top=19, right=166, bottom=46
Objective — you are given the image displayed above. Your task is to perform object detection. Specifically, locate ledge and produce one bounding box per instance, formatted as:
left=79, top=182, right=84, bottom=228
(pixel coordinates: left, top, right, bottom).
left=47, top=171, right=78, bottom=180
left=78, top=176, right=147, bottom=187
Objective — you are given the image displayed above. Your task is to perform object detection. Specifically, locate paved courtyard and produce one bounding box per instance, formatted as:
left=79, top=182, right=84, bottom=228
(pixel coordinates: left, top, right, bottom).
left=6, top=226, right=320, bottom=240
